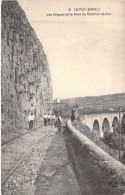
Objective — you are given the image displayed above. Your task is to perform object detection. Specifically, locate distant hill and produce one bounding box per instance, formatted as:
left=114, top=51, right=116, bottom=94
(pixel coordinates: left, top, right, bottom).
left=61, top=93, right=125, bottom=116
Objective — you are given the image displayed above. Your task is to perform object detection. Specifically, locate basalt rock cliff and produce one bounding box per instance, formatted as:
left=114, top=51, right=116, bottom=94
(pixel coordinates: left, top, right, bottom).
left=1, top=1, right=52, bottom=134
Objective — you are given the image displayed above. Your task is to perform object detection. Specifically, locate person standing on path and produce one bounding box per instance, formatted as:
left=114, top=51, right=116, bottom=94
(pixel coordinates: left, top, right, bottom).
left=71, top=107, right=79, bottom=122
left=47, top=113, right=51, bottom=126
left=43, top=113, right=47, bottom=126
left=55, top=114, right=62, bottom=132
left=52, top=113, right=56, bottom=126
left=28, top=113, right=35, bottom=130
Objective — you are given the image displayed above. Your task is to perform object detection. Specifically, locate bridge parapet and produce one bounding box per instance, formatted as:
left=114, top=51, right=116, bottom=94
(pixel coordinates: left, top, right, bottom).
left=65, top=120, right=125, bottom=195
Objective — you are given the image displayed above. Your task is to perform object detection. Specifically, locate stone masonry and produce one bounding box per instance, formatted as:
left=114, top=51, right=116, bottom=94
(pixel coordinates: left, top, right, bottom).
left=1, top=1, right=52, bottom=134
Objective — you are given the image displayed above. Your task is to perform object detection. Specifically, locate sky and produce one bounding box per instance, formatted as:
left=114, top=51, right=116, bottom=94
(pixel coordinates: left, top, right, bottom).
left=19, top=0, right=125, bottom=99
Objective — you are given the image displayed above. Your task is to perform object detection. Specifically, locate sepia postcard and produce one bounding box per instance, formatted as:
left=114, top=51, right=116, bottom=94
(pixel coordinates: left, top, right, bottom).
left=1, top=0, right=125, bottom=194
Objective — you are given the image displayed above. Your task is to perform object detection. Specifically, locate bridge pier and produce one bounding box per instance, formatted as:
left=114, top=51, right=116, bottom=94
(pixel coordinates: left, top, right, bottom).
left=110, top=127, right=113, bottom=133
left=99, top=130, right=104, bottom=138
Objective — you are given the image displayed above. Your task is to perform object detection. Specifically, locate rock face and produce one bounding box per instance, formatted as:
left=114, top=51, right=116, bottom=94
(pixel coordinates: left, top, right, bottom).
left=1, top=1, right=52, bottom=134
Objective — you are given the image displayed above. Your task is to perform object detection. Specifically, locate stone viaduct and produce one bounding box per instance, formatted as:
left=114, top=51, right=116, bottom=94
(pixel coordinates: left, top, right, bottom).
left=82, top=112, right=125, bottom=137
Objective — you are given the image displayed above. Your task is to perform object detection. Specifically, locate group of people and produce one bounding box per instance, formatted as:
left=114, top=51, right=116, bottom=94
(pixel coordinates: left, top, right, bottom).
left=28, top=112, right=62, bottom=132
left=43, top=113, right=62, bottom=131
left=28, top=106, right=77, bottom=131
left=43, top=113, right=54, bottom=126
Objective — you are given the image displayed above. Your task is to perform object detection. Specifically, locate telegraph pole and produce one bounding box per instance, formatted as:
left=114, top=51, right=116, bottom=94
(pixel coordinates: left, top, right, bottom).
left=119, top=106, right=121, bottom=160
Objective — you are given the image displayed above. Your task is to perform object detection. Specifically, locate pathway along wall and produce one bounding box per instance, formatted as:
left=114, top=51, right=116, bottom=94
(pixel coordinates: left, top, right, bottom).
left=1, top=1, right=52, bottom=134
left=64, top=120, right=125, bottom=195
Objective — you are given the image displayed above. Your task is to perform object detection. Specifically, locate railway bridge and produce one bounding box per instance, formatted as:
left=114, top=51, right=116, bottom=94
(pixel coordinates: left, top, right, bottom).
left=82, top=111, right=125, bottom=137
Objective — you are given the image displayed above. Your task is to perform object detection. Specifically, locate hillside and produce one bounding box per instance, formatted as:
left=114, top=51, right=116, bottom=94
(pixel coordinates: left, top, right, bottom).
left=60, top=93, right=125, bottom=116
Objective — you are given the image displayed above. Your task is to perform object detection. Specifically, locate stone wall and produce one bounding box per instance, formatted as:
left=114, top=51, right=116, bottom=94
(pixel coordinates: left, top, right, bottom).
left=64, top=120, right=125, bottom=195
left=1, top=1, right=52, bottom=134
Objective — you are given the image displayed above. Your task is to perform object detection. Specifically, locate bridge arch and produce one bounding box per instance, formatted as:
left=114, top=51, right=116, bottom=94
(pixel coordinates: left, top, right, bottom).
left=112, top=116, right=119, bottom=133
left=121, top=113, right=125, bottom=133
left=93, top=119, right=100, bottom=131
left=82, top=112, right=125, bottom=138
left=102, top=118, right=110, bottom=137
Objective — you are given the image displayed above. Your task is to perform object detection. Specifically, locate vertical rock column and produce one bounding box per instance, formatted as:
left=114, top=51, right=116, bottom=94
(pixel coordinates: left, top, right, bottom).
left=1, top=1, right=53, bottom=134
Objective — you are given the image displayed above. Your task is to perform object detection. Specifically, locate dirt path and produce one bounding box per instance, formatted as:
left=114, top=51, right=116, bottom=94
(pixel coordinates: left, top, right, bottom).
left=2, top=126, right=81, bottom=195
left=35, top=130, right=81, bottom=195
